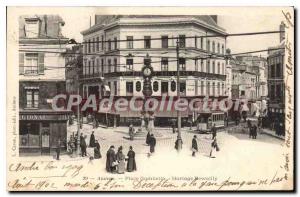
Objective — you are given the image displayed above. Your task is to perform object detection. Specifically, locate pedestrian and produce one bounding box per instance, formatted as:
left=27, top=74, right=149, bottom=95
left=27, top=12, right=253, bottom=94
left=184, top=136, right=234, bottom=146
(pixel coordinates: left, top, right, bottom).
left=247, top=120, right=252, bottom=138
left=116, top=146, right=126, bottom=174
left=80, top=133, right=87, bottom=157
left=172, top=123, right=176, bottom=134
left=149, top=134, right=156, bottom=154
left=192, top=135, right=198, bottom=157
left=129, top=124, right=135, bottom=141
left=252, top=125, right=257, bottom=139
left=106, top=145, right=116, bottom=173
left=69, top=135, right=76, bottom=156
left=258, top=116, right=262, bottom=128
left=174, top=136, right=183, bottom=151
left=56, top=139, right=61, bottom=160
left=89, top=131, right=96, bottom=147
left=211, top=124, right=217, bottom=140
left=146, top=130, right=151, bottom=145
left=243, top=113, right=247, bottom=122
left=126, top=146, right=137, bottom=172
left=209, top=137, right=218, bottom=158
left=235, top=116, right=240, bottom=126
left=94, top=140, right=101, bottom=159
left=74, top=134, right=78, bottom=151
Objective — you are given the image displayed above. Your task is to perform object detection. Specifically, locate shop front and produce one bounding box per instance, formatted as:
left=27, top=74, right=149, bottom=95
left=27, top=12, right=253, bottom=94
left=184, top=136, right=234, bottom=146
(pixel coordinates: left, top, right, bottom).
left=19, top=110, right=69, bottom=156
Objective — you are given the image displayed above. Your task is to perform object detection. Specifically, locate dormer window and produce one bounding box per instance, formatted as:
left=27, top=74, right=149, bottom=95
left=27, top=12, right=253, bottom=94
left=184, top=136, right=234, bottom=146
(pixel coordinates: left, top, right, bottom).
left=24, top=17, right=40, bottom=38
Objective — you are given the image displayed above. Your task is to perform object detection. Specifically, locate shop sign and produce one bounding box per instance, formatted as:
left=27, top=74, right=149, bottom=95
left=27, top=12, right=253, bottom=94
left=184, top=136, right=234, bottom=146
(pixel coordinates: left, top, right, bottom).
left=20, top=114, right=68, bottom=121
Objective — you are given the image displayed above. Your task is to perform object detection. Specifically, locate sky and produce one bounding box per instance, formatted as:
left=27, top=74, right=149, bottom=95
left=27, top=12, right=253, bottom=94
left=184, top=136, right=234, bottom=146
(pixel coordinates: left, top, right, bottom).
left=59, top=11, right=284, bottom=57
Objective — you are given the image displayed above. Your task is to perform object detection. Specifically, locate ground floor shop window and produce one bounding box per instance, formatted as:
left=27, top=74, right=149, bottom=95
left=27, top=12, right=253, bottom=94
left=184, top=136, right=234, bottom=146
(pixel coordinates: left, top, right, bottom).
left=19, top=122, right=40, bottom=147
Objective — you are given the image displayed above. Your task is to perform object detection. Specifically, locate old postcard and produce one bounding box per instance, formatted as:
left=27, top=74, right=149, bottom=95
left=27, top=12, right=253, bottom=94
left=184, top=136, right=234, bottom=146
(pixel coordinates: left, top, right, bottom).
left=6, top=7, right=294, bottom=191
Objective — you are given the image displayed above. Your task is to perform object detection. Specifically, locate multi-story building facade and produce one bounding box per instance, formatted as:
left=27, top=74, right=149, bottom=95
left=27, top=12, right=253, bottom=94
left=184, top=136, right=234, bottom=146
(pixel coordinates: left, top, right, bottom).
left=80, top=15, right=227, bottom=127
left=266, top=23, right=285, bottom=135
left=65, top=45, right=83, bottom=95
left=236, top=55, right=267, bottom=99
left=235, top=55, right=268, bottom=116
left=230, top=59, right=258, bottom=118
left=231, top=60, right=257, bottom=100
left=19, top=15, right=69, bottom=155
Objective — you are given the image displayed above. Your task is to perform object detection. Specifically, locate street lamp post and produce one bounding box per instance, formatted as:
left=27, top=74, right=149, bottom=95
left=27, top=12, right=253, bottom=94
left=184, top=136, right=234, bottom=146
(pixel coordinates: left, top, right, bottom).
left=176, top=40, right=182, bottom=151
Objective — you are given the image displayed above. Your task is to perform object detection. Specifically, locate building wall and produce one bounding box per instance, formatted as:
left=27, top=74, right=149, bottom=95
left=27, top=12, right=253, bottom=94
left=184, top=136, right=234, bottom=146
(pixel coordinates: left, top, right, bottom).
left=19, top=81, right=66, bottom=110
left=267, top=49, right=285, bottom=105
left=19, top=45, right=67, bottom=81
left=81, top=16, right=227, bottom=100
left=18, top=15, right=69, bottom=155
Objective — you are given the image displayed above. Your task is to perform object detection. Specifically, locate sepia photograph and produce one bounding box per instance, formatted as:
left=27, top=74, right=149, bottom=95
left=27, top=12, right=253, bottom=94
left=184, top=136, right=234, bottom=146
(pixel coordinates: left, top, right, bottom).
left=6, top=6, right=294, bottom=191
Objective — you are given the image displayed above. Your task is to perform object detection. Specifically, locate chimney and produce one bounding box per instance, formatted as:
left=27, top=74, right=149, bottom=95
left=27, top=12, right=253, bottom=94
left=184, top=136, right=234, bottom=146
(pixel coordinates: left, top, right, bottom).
left=279, top=21, right=285, bottom=42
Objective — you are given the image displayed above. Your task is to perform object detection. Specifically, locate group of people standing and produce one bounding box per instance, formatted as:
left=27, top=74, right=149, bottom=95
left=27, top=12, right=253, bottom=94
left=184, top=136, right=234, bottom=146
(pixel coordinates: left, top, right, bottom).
left=106, top=145, right=137, bottom=174
left=67, top=131, right=102, bottom=159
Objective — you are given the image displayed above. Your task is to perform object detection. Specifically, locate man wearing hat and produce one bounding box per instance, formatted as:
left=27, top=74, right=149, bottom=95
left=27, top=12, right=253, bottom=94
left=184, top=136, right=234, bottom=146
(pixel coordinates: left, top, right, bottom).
left=106, top=145, right=116, bottom=173
left=192, top=135, right=198, bottom=157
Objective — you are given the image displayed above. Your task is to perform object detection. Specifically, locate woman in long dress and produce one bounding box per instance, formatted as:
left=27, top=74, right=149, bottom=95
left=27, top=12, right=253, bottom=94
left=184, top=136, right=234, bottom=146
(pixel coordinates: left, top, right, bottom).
left=106, top=146, right=116, bottom=173
left=89, top=131, right=96, bottom=147
left=94, top=140, right=101, bottom=159
left=149, top=134, right=156, bottom=154
left=126, top=146, right=137, bottom=172
left=116, top=146, right=126, bottom=174
left=209, top=137, right=218, bottom=158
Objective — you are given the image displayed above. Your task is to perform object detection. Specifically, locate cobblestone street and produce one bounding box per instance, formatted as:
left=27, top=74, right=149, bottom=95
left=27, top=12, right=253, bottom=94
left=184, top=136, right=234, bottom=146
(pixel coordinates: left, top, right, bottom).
left=59, top=121, right=285, bottom=180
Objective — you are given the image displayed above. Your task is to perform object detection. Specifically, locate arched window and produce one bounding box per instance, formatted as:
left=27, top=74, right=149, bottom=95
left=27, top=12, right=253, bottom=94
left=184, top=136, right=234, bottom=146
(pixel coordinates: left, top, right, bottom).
left=136, top=81, right=141, bottom=92
left=207, top=60, right=210, bottom=73
left=212, top=41, right=215, bottom=53
left=217, top=43, right=220, bottom=54
left=217, top=62, right=220, bottom=74
left=207, top=82, right=210, bottom=95
left=153, top=81, right=159, bottom=92
left=171, top=81, right=176, bottom=92
left=222, top=83, right=225, bottom=95
left=222, top=44, right=224, bottom=55
left=207, top=40, right=210, bottom=52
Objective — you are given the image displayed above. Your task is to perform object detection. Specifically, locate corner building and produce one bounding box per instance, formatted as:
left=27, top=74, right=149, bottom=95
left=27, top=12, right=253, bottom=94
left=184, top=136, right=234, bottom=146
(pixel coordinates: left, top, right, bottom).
left=81, top=15, right=228, bottom=127
left=18, top=15, right=70, bottom=155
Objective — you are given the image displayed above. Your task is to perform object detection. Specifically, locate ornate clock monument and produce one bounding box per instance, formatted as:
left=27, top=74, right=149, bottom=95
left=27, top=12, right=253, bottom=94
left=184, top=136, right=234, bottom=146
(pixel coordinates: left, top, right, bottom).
left=140, top=54, right=155, bottom=132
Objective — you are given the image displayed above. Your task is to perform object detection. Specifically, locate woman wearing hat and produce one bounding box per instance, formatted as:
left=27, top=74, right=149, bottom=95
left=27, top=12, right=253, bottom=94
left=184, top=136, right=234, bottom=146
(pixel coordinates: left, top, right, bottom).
left=116, top=146, right=126, bottom=174
left=126, top=146, right=137, bottom=172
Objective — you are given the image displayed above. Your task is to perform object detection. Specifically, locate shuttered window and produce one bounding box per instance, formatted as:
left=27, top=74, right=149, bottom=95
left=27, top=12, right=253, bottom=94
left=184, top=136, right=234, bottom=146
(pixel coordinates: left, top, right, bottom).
left=19, top=53, right=24, bottom=74
left=38, top=53, right=44, bottom=74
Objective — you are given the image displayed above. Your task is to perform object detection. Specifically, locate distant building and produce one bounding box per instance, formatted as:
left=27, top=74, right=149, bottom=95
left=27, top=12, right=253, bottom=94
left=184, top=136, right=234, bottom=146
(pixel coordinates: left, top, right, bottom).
left=235, top=55, right=268, bottom=99
left=231, top=59, right=257, bottom=101
left=229, top=59, right=258, bottom=119
left=80, top=15, right=228, bottom=127
left=235, top=55, right=268, bottom=115
left=18, top=15, right=69, bottom=155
